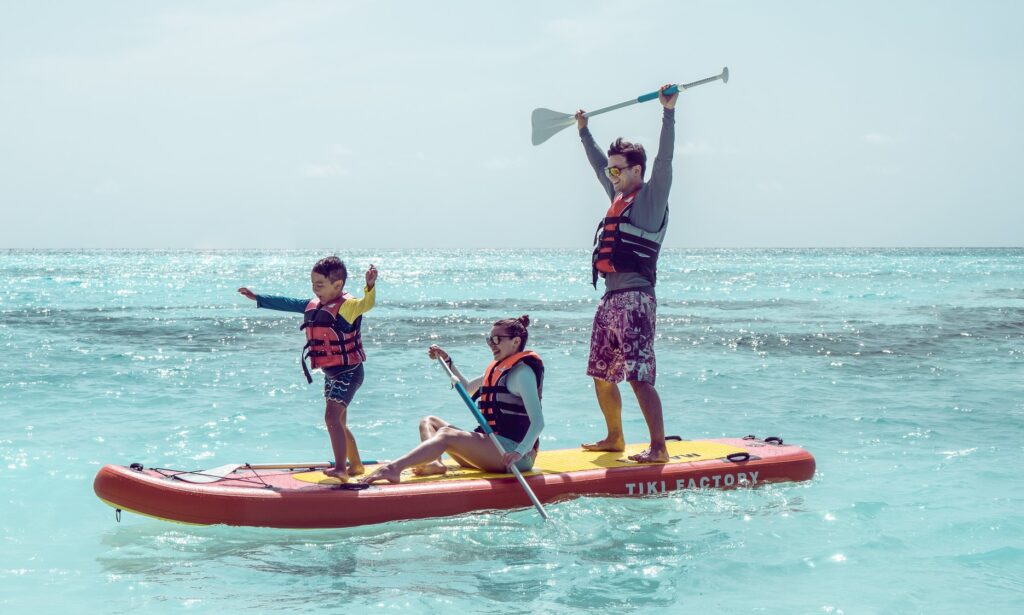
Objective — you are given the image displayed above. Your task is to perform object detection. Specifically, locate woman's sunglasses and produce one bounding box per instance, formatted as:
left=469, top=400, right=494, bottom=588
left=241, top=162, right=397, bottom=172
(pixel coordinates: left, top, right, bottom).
left=487, top=334, right=515, bottom=346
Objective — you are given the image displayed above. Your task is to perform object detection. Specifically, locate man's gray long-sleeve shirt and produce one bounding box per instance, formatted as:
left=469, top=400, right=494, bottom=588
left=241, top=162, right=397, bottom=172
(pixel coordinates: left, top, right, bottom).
left=580, top=107, right=674, bottom=296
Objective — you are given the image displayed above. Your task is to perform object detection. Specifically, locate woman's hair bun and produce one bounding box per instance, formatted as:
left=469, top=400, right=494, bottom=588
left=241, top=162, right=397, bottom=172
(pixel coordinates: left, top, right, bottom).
left=518, top=314, right=530, bottom=328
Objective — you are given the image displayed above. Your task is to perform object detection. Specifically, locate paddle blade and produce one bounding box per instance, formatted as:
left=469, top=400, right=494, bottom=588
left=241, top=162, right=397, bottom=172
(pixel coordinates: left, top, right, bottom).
left=175, top=463, right=242, bottom=484
left=531, top=107, right=575, bottom=145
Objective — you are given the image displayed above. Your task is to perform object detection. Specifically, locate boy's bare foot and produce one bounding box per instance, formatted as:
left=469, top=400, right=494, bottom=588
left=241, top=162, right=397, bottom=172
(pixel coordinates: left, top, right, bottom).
left=628, top=446, right=670, bottom=463
left=322, top=467, right=350, bottom=482
left=581, top=437, right=625, bottom=452
left=411, top=461, right=448, bottom=477
left=348, top=463, right=365, bottom=477
left=360, top=464, right=402, bottom=485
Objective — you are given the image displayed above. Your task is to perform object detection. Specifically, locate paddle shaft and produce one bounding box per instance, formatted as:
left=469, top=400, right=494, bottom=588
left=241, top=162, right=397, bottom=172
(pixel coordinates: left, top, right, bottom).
left=244, top=462, right=331, bottom=470
left=191, top=460, right=373, bottom=476
left=438, top=357, right=549, bottom=520
left=245, top=459, right=379, bottom=470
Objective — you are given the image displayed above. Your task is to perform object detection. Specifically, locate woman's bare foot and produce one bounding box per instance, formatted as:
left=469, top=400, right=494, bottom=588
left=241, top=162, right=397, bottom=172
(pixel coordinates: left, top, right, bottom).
left=322, top=467, right=350, bottom=482
left=581, top=437, right=625, bottom=452
left=411, top=460, right=448, bottom=477
left=360, top=464, right=403, bottom=484
left=628, top=446, right=670, bottom=463
left=347, top=463, right=365, bottom=477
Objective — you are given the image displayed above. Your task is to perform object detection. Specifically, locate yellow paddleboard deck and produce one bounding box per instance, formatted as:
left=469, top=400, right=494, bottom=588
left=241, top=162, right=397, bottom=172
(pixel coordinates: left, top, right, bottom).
left=295, top=440, right=746, bottom=485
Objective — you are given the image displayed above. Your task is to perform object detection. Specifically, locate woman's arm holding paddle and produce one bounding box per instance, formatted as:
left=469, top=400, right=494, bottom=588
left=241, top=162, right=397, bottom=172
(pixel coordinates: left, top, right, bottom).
left=427, top=345, right=482, bottom=393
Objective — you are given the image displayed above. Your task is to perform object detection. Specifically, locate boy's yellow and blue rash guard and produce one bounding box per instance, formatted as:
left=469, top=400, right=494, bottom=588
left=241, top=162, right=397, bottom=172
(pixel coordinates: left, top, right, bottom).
left=255, top=286, right=376, bottom=328
left=255, top=287, right=376, bottom=378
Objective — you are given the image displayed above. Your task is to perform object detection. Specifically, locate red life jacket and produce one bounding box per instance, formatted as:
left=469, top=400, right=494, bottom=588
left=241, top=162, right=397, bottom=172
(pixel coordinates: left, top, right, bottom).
left=471, top=351, right=544, bottom=445
left=299, top=295, right=366, bottom=383
left=591, top=190, right=665, bottom=288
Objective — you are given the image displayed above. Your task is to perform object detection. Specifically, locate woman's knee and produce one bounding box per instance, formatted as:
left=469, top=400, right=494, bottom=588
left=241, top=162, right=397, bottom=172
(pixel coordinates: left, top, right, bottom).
left=419, top=415, right=444, bottom=429
left=436, top=425, right=462, bottom=439
left=434, top=426, right=476, bottom=448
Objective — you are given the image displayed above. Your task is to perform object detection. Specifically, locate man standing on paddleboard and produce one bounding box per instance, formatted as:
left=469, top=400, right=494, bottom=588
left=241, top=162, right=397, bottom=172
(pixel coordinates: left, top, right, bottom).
left=576, top=84, right=678, bottom=463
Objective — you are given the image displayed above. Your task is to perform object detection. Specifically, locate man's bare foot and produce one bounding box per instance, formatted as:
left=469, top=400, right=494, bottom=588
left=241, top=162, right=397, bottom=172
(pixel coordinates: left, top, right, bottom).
left=360, top=464, right=402, bottom=484
left=411, top=461, right=448, bottom=477
left=348, top=463, right=365, bottom=477
left=628, top=446, right=670, bottom=463
left=582, top=437, right=625, bottom=452
left=322, top=467, right=350, bottom=482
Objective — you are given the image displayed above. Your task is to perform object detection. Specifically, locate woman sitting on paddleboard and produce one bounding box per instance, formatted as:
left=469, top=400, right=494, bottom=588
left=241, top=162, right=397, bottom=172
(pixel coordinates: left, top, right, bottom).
left=362, top=315, right=544, bottom=484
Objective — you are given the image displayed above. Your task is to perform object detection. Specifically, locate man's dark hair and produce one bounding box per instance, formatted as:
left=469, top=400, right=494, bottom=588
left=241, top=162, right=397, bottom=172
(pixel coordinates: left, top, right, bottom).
left=608, top=138, right=647, bottom=179
left=312, top=256, right=347, bottom=283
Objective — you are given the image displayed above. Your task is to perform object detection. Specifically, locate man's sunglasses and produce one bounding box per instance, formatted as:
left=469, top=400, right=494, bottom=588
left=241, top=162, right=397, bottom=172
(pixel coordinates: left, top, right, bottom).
left=604, top=165, right=634, bottom=179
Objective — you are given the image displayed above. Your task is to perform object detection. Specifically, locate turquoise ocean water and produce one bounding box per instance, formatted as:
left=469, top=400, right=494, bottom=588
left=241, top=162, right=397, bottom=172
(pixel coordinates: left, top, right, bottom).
left=1, top=248, right=1022, bottom=613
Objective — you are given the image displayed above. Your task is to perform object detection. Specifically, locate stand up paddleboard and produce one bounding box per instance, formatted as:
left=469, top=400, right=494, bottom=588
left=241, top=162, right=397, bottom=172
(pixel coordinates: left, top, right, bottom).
left=93, top=436, right=814, bottom=529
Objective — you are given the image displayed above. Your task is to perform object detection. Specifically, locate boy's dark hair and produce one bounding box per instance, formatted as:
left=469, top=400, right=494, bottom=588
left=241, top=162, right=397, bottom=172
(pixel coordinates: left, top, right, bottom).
left=608, top=138, right=647, bottom=179
left=494, top=314, right=531, bottom=352
left=312, top=256, right=347, bottom=283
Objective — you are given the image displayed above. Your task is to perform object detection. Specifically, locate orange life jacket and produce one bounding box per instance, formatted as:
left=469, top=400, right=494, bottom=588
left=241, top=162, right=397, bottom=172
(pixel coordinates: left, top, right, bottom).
left=299, top=295, right=365, bottom=383
left=591, top=190, right=664, bottom=287
left=471, top=350, right=544, bottom=445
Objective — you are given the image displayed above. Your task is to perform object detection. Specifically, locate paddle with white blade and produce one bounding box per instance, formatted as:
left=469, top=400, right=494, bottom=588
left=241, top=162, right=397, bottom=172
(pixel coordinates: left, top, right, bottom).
left=531, top=66, right=729, bottom=145
left=173, top=461, right=346, bottom=484
left=437, top=356, right=549, bottom=521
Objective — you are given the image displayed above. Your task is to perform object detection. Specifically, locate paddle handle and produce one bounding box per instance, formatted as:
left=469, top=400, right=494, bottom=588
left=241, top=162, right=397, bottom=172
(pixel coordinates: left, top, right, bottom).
left=635, top=67, right=730, bottom=103
left=438, top=357, right=549, bottom=520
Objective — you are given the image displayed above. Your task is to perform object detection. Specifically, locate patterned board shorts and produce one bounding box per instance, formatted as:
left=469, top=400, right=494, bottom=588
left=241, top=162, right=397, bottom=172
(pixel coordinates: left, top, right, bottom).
left=323, top=363, right=365, bottom=405
left=587, top=290, right=657, bottom=385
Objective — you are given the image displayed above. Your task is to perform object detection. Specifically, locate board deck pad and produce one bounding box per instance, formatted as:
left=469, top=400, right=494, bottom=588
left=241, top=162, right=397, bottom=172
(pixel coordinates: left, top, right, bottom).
left=294, top=440, right=747, bottom=485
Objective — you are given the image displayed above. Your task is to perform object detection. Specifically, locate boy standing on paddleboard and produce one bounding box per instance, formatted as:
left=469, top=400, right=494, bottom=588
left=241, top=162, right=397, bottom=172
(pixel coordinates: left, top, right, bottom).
left=238, top=256, right=377, bottom=482
left=575, top=84, right=678, bottom=464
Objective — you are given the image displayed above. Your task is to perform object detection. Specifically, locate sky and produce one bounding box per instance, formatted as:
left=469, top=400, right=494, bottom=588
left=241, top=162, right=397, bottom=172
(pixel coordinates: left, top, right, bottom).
left=1, top=0, right=1022, bottom=248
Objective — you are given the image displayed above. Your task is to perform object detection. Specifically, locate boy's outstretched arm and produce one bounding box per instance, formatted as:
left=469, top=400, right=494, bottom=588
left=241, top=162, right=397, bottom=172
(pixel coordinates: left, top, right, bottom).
left=238, top=287, right=308, bottom=313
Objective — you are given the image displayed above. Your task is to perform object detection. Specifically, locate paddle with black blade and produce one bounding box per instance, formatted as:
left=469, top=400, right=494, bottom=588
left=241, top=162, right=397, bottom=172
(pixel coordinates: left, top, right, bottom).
left=531, top=66, right=729, bottom=145
left=437, top=356, right=549, bottom=520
